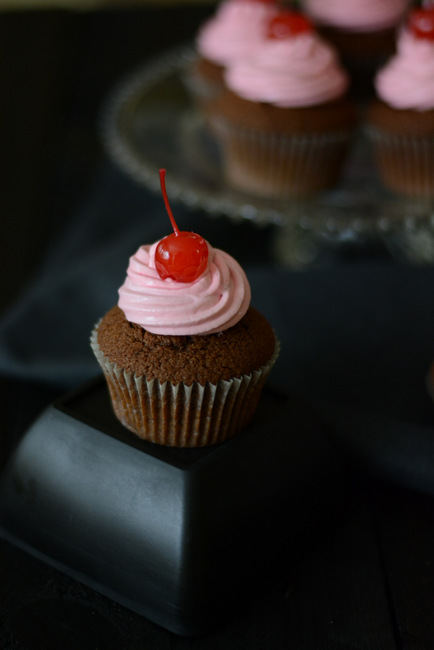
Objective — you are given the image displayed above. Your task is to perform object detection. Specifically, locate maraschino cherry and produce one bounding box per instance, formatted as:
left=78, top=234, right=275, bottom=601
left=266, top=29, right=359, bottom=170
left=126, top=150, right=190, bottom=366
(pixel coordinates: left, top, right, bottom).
left=408, top=5, right=434, bottom=40
left=267, top=9, right=313, bottom=39
left=155, top=169, right=209, bottom=283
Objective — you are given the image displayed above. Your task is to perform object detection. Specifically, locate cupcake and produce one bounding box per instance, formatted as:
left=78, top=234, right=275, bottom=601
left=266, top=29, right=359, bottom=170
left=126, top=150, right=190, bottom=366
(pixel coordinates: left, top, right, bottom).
left=302, top=0, right=410, bottom=71
left=186, top=0, right=278, bottom=109
left=366, top=6, right=434, bottom=198
left=91, top=170, right=279, bottom=448
left=204, top=8, right=357, bottom=199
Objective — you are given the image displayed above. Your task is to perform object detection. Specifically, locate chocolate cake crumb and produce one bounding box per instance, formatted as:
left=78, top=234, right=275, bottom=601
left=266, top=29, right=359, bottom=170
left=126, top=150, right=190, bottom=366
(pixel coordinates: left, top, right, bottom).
left=97, top=305, right=275, bottom=385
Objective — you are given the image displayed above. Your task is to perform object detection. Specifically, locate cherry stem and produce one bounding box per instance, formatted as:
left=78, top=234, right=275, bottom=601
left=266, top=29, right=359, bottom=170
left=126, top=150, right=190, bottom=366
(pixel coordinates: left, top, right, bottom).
left=159, top=169, right=180, bottom=237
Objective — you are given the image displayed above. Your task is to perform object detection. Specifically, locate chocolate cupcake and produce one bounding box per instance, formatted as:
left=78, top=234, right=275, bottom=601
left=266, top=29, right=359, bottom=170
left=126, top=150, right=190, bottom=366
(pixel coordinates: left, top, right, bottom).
left=366, top=7, right=434, bottom=198
left=91, top=171, right=279, bottom=447
left=186, top=0, right=278, bottom=110
left=204, top=8, right=357, bottom=199
left=303, top=0, right=410, bottom=94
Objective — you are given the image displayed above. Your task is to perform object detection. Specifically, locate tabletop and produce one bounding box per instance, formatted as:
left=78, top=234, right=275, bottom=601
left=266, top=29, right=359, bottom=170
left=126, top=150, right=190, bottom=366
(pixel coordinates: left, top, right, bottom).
left=2, top=5, right=434, bottom=649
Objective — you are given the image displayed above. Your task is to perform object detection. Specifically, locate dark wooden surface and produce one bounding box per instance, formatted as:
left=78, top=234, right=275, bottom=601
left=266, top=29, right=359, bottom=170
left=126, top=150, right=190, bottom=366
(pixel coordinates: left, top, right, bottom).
left=2, top=6, right=434, bottom=649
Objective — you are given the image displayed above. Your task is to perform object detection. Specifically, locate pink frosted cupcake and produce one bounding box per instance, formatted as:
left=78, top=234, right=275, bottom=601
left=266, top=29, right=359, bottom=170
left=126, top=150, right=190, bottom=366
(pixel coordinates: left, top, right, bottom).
left=91, top=171, right=279, bottom=447
left=205, top=9, right=356, bottom=199
left=186, top=0, right=278, bottom=108
left=303, top=0, right=410, bottom=62
left=367, top=7, right=434, bottom=198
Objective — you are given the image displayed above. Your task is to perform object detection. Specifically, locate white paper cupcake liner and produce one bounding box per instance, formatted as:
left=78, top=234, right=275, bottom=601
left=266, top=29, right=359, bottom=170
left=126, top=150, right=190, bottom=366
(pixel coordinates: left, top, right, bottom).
left=208, top=116, right=351, bottom=199
left=90, top=326, right=279, bottom=448
left=367, top=127, right=434, bottom=198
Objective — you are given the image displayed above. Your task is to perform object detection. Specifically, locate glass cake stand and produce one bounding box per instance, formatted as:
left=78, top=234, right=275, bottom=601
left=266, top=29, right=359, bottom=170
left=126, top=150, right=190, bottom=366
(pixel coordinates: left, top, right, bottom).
left=101, top=45, right=434, bottom=266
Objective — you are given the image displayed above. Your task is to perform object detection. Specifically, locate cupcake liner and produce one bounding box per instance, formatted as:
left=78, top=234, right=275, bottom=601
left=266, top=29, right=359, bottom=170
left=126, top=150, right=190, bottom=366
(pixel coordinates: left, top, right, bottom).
left=208, top=116, right=351, bottom=199
left=367, top=127, right=434, bottom=198
left=90, top=326, right=280, bottom=448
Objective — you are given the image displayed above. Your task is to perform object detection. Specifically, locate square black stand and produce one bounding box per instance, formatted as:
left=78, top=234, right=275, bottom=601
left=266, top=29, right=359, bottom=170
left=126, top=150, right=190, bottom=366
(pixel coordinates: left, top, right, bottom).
left=0, top=377, right=346, bottom=635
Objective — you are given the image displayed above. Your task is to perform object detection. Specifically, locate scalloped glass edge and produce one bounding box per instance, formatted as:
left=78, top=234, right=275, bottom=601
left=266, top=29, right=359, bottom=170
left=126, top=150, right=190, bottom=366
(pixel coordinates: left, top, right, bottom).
left=100, top=44, right=434, bottom=239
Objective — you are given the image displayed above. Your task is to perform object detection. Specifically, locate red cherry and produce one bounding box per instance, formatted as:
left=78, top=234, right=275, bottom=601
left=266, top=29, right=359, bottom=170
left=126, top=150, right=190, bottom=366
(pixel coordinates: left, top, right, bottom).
left=155, top=170, right=208, bottom=283
left=267, top=10, right=313, bottom=39
left=408, top=8, right=434, bottom=40
left=155, top=233, right=209, bottom=283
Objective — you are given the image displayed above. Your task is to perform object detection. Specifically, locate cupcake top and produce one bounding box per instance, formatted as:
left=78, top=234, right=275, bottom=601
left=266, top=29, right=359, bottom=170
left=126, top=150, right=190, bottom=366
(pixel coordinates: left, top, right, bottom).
left=224, top=10, right=349, bottom=107
left=118, top=240, right=251, bottom=336
left=118, top=171, right=251, bottom=337
left=303, top=0, right=409, bottom=32
left=97, top=304, right=274, bottom=385
left=374, top=16, right=434, bottom=111
left=196, top=0, right=278, bottom=65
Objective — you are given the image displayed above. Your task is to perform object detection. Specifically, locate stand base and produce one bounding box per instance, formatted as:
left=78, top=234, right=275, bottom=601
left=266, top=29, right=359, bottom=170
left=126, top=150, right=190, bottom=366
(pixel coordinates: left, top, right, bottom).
left=0, top=377, right=347, bottom=635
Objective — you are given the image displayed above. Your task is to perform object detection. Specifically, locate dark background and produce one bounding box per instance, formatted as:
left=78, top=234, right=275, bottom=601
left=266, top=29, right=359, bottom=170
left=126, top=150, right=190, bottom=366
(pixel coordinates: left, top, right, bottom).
left=2, top=5, right=434, bottom=649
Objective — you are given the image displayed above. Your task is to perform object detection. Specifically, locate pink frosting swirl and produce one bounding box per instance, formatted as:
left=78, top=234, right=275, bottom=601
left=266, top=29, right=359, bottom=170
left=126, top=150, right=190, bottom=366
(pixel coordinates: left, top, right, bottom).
left=197, top=0, right=277, bottom=65
left=303, top=0, right=409, bottom=32
left=375, top=29, right=434, bottom=110
left=224, top=32, right=349, bottom=107
left=118, top=241, right=251, bottom=336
